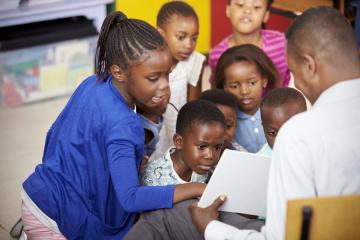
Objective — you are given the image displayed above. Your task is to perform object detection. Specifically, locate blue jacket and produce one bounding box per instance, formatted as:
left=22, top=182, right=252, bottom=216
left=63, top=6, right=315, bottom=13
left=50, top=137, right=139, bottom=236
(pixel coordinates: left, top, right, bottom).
left=23, top=75, right=174, bottom=239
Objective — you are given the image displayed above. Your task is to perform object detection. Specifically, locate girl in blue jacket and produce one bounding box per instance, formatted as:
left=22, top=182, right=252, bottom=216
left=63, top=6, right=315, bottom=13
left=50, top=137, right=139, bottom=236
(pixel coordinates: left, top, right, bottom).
left=21, top=11, right=205, bottom=239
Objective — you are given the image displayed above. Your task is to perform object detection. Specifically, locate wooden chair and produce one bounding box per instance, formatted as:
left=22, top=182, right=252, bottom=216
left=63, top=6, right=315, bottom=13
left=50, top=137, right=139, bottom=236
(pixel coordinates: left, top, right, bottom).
left=285, top=195, right=360, bottom=240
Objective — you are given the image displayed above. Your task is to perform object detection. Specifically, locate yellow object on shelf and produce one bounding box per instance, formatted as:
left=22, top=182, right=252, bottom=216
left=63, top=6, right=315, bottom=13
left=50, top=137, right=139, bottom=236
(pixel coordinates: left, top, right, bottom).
left=115, top=0, right=210, bottom=54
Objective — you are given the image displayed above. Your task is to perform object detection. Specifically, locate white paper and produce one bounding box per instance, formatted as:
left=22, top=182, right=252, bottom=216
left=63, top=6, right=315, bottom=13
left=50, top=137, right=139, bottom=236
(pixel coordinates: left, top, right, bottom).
left=198, top=149, right=271, bottom=217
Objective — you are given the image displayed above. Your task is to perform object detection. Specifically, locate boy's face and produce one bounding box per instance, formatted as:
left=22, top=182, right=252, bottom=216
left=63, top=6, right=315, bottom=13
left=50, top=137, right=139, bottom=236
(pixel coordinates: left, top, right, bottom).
left=216, top=104, right=237, bottom=149
left=175, top=122, right=225, bottom=175
left=261, top=103, right=303, bottom=148
left=226, top=0, right=270, bottom=35
left=158, top=14, right=199, bottom=62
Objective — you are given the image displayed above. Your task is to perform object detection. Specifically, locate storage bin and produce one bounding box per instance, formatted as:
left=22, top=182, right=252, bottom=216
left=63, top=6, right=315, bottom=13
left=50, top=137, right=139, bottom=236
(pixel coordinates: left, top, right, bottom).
left=0, top=37, right=97, bottom=107
left=0, top=17, right=98, bottom=107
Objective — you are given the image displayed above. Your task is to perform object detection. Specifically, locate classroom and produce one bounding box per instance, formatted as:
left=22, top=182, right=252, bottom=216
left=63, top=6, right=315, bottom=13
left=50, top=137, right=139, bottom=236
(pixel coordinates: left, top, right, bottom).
left=0, top=0, right=359, bottom=239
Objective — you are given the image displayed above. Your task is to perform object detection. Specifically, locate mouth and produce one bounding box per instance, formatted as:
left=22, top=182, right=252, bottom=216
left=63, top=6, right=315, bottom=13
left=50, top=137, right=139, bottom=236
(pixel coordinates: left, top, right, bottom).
left=240, top=98, right=253, bottom=105
left=198, top=164, right=212, bottom=172
left=178, top=52, right=191, bottom=59
left=152, top=94, right=170, bottom=107
left=240, top=16, right=252, bottom=23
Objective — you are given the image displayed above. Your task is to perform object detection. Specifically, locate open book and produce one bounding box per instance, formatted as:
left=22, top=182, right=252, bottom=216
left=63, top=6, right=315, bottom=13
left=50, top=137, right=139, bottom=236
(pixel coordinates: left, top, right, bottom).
left=198, top=149, right=271, bottom=217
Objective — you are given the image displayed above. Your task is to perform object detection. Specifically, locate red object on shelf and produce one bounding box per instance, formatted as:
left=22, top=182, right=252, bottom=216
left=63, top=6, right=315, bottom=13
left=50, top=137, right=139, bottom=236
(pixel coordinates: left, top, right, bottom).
left=1, top=80, right=24, bottom=107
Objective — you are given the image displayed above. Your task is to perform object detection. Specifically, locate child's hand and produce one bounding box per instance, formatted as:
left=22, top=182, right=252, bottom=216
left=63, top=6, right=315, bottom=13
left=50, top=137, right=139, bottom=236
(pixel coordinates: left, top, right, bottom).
left=189, top=195, right=226, bottom=237
left=139, top=155, right=149, bottom=177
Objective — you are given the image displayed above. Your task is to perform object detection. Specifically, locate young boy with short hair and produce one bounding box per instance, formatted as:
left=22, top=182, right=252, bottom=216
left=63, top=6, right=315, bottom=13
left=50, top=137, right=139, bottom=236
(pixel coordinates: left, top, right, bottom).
left=199, top=89, right=247, bottom=152
left=141, top=100, right=226, bottom=186
left=258, top=87, right=307, bottom=156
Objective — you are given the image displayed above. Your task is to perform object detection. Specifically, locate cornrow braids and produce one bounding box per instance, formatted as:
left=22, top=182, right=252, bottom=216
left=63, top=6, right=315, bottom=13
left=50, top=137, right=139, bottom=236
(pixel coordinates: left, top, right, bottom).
left=157, top=1, right=198, bottom=28
left=96, top=11, right=167, bottom=81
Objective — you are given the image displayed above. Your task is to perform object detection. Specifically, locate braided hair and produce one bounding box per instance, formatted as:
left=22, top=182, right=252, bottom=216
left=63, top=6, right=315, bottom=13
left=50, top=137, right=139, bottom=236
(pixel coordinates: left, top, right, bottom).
left=157, top=1, right=198, bottom=28
left=96, top=11, right=167, bottom=81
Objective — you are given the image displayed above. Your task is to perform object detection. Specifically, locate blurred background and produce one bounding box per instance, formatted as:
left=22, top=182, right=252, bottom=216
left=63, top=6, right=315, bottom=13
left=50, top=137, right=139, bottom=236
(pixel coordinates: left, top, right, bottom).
left=0, top=0, right=357, bottom=239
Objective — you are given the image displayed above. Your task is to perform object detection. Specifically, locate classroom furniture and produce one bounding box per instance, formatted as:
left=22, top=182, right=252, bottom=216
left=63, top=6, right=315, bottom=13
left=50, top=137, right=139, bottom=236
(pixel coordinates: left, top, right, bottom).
left=0, top=0, right=113, bottom=107
left=285, top=195, right=360, bottom=240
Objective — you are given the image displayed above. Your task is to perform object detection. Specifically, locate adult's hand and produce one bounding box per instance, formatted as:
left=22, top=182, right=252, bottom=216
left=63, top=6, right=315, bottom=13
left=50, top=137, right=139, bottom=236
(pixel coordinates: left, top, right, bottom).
left=189, top=195, right=226, bottom=237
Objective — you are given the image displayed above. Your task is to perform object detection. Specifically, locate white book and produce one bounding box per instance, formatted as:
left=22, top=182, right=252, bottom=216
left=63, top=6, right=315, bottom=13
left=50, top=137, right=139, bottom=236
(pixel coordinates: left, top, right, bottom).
left=198, top=149, right=271, bottom=217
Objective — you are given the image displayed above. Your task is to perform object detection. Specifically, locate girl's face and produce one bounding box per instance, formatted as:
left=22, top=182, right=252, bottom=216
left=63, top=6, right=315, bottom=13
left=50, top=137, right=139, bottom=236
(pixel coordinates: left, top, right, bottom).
left=158, top=14, right=199, bottom=62
left=119, top=49, right=173, bottom=115
left=175, top=122, right=225, bottom=175
left=226, top=0, right=269, bottom=35
left=223, top=61, right=267, bottom=115
left=216, top=104, right=237, bottom=149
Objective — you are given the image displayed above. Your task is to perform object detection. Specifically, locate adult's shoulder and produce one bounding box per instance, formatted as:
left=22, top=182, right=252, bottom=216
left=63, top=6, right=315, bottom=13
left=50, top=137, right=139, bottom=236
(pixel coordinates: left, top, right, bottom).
left=276, top=110, right=316, bottom=141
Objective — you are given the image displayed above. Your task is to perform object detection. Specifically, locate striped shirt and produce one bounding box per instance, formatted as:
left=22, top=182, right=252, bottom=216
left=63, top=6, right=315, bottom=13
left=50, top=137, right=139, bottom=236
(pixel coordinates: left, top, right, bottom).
left=208, top=30, right=290, bottom=87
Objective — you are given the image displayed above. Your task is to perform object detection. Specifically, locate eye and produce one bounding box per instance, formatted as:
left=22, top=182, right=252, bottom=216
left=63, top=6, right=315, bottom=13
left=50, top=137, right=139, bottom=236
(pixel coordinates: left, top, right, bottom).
left=249, top=80, right=257, bottom=86
left=197, top=144, right=207, bottom=150
left=192, top=35, right=198, bottom=43
left=214, top=144, right=223, bottom=151
left=176, top=35, right=185, bottom=41
left=147, top=76, right=159, bottom=82
left=228, top=83, right=240, bottom=89
left=267, top=130, right=277, bottom=136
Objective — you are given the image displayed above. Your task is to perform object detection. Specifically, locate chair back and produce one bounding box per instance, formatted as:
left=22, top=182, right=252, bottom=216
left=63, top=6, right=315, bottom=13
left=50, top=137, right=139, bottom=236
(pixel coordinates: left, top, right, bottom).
left=285, top=195, right=360, bottom=240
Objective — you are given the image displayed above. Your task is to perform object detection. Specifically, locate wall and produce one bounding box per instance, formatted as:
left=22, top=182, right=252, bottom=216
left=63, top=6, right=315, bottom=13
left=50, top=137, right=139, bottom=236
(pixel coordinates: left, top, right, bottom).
left=116, top=0, right=210, bottom=54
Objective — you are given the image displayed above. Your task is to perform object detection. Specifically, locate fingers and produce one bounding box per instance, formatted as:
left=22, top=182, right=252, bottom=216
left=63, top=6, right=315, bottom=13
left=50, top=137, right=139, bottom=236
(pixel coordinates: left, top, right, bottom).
left=209, top=195, right=226, bottom=210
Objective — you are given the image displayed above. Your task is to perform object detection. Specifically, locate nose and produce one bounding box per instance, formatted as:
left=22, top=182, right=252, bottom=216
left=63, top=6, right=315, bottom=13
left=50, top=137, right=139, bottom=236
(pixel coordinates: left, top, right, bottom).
left=240, top=84, right=249, bottom=95
left=243, top=6, right=251, bottom=14
left=158, top=74, right=170, bottom=92
left=205, top=148, right=216, bottom=161
left=184, top=38, right=193, bottom=49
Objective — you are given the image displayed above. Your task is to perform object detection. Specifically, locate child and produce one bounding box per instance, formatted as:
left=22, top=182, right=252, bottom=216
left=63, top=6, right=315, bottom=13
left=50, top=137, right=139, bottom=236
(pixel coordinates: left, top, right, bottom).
left=258, top=87, right=307, bottom=156
left=21, top=12, right=205, bottom=240
left=214, top=44, right=280, bottom=153
left=150, top=1, right=206, bottom=160
left=198, top=89, right=247, bottom=152
left=142, top=100, right=226, bottom=186
left=137, top=104, right=167, bottom=157
left=209, top=0, right=290, bottom=88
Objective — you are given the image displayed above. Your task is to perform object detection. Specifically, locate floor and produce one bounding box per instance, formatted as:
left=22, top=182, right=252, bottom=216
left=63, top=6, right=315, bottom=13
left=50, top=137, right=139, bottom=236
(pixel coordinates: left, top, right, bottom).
left=0, top=66, right=211, bottom=239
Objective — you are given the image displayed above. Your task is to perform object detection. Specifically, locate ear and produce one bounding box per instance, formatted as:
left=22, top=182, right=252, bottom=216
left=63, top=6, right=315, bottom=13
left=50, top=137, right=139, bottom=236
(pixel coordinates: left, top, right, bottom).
left=173, top=133, right=183, bottom=150
left=262, top=77, right=268, bottom=88
left=303, top=54, right=316, bottom=79
left=226, top=5, right=231, bottom=18
left=263, top=10, right=270, bottom=23
left=157, top=27, right=165, bottom=38
left=110, top=64, right=126, bottom=83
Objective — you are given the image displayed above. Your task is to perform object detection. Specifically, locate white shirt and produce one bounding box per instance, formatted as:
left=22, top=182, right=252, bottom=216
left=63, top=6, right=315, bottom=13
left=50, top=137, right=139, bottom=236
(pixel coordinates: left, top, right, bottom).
left=205, top=78, right=360, bottom=240
left=150, top=51, right=205, bottom=161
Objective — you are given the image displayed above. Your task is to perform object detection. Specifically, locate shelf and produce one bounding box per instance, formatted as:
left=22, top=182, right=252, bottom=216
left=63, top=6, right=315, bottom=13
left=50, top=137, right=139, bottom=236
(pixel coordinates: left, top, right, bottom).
left=0, top=0, right=113, bottom=31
